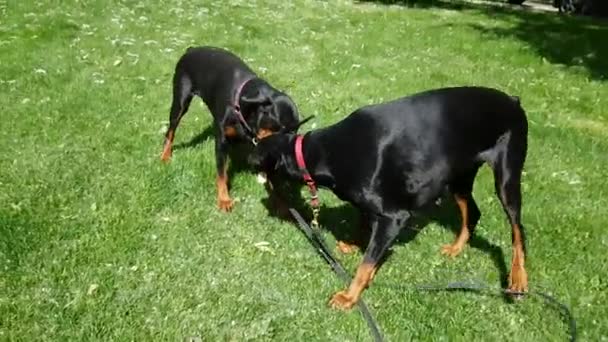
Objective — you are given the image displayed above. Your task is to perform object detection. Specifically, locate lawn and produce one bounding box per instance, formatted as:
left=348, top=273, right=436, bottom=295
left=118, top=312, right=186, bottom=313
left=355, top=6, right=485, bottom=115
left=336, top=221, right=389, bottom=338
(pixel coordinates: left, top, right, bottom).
left=1, top=0, right=607, bottom=340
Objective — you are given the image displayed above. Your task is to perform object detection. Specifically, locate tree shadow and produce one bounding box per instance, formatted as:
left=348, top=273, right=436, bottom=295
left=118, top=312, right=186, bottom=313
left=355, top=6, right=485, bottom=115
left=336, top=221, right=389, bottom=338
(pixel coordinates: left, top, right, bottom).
left=356, top=0, right=529, bottom=11
left=467, top=12, right=608, bottom=81
left=358, top=0, right=608, bottom=80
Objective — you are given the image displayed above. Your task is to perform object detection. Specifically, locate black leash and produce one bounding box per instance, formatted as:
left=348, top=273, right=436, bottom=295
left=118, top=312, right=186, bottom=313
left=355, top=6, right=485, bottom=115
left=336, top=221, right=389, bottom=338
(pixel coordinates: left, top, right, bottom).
left=289, top=208, right=384, bottom=342
left=289, top=208, right=576, bottom=342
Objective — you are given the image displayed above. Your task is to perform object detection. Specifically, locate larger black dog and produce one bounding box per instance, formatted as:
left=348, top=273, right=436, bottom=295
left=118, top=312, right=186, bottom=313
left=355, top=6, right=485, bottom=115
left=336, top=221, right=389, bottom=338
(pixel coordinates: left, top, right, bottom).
left=161, top=46, right=300, bottom=211
left=250, top=86, right=529, bottom=310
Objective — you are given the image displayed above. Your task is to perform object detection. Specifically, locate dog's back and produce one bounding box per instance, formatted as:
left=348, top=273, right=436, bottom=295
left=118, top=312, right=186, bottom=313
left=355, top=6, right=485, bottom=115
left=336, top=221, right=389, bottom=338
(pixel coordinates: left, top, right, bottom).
left=314, top=86, right=528, bottom=209
left=175, top=46, right=255, bottom=106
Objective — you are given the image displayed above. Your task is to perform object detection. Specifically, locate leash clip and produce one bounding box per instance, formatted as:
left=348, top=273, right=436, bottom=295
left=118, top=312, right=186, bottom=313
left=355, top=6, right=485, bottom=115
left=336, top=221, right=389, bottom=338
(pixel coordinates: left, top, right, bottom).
left=311, top=206, right=320, bottom=230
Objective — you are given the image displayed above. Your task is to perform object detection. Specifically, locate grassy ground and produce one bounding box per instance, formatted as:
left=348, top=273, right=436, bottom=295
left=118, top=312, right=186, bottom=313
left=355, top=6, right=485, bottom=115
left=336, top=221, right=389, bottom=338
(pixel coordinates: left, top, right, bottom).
left=2, top=0, right=607, bottom=340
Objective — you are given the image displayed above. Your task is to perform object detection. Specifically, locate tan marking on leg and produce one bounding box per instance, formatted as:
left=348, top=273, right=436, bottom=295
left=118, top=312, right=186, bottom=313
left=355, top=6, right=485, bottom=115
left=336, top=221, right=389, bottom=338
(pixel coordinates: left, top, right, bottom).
left=216, top=168, right=233, bottom=212
left=160, top=129, right=175, bottom=162
left=329, top=262, right=376, bottom=310
left=508, top=224, right=528, bottom=295
left=224, top=125, right=238, bottom=138
left=441, top=194, right=471, bottom=257
left=336, top=240, right=359, bottom=254
left=368, top=267, right=378, bottom=285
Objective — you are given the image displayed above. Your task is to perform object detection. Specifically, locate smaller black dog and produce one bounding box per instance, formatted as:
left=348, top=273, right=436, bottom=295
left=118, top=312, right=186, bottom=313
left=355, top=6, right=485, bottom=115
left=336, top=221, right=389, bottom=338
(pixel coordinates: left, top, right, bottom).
left=161, top=46, right=300, bottom=212
left=250, top=87, right=529, bottom=310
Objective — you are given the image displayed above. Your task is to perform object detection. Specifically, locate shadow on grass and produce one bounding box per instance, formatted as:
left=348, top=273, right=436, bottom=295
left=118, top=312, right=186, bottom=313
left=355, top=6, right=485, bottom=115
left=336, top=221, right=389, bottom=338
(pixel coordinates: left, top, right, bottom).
left=173, top=125, right=215, bottom=151
left=0, top=214, right=46, bottom=272
left=467, top=13, right=608, bottom=81
left=357, top=0, right=529, bottom=11
left=358, top=0, right=608, bottom=80
left=172, top=125, right=257, bottom=188
left=273, top=192, right=510, bottom=293
left=322, top=197, right=508, bottom=287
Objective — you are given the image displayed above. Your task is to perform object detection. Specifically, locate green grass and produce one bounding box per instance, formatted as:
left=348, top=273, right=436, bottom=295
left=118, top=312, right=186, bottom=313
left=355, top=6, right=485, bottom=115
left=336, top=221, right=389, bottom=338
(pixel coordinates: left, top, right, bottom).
left=2, top=0, right=608, bottom=340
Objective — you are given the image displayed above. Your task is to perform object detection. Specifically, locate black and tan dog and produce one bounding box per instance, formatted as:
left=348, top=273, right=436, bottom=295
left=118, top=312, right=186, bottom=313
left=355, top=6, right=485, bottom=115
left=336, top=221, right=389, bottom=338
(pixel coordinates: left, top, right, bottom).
left=161, top=46, right=300, bottom=211
left=249, top=86, right=529, bottom=310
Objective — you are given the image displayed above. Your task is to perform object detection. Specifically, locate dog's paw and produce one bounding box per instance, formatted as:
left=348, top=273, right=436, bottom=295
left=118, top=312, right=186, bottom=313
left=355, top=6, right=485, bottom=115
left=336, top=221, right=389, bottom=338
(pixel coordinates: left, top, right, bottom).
left=440, top=243, right=464, bottom=258
left=217, top=198, right=234, bottom=212
left=336, top=241, right=358, bottom=254
left=328, top=290, right=356, bottom=311
left=160, top=149, right=172, bottom=163
left=160, top=140, right=173, bottom=162
left=508, top=266, right=528, bottom=299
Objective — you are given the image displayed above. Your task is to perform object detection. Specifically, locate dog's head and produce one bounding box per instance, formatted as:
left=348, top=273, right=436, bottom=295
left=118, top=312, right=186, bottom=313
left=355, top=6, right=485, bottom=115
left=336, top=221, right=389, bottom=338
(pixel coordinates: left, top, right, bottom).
left=249, top=116, right=314, bottom=178
left=247, top=133, right=294, bottom=177
left=240, top=88, right=300, bottom=140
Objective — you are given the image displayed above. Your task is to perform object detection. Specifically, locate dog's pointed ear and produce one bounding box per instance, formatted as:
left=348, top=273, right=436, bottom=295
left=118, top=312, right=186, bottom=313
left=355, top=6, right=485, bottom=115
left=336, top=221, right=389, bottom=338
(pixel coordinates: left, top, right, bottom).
left=281, top=115, right=315, bottom=133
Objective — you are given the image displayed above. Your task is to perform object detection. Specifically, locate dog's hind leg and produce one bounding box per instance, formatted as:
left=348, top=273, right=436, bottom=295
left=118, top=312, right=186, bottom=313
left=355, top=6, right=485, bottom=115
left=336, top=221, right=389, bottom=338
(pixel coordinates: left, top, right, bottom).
left=441, top=165, right=482, bottom=257
left=491, top=132, right=528, bottom=295
left=337, top=211, right=370, bottom=254
left=161, top=73, right=193, bottom=162
left=329, top=211, right=410, bottom=310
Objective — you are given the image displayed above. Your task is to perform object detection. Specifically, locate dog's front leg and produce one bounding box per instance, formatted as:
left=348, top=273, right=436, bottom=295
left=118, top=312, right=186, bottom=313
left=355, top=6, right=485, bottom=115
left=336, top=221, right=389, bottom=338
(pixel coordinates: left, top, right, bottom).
left=329, top=211, right=410, bottom=310
left=214, top=130, right=233, bottom=212
left=264, top=178, right=290, bottom=219
left=263, top=173, right=301, bottom=221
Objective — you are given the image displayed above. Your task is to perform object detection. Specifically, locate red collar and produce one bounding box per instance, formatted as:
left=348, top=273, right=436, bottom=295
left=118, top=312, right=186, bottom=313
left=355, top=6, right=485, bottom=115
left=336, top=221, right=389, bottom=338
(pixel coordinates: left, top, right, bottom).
left=232, top=76, right=256, bottom=140
left=233, top=76, right=254, bottom=109
left=295, top=134, right=319, bottom=208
